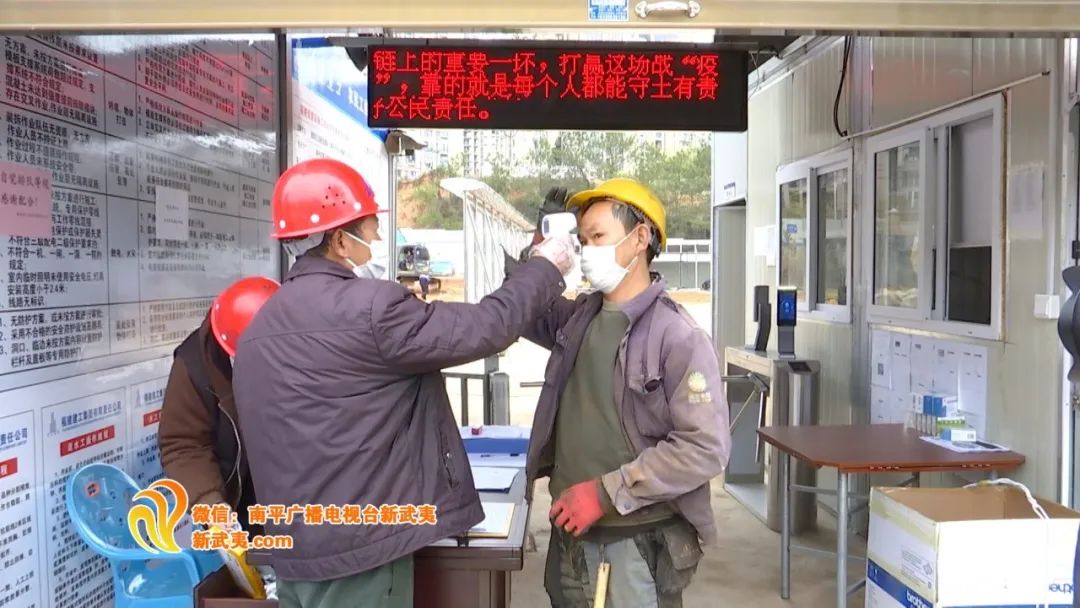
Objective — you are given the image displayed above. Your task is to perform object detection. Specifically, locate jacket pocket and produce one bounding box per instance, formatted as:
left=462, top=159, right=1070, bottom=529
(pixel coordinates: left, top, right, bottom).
left=628, top=373, right=670, bottom=439
left=656, top=519, right=703, bottom=594
left=438, top=430, right=459, bottom=489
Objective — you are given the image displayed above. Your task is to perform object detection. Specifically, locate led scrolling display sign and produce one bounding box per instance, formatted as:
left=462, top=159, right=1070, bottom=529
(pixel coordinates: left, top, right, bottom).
left=366, top=43, right=748, bottom=131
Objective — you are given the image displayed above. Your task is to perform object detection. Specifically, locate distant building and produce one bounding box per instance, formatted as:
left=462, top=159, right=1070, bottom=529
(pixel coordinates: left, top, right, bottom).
left=397, top=129, right=709, bottom=182
left=653, top=238, right=711, bottom=289
left=395, top=129, right=464, bottom=181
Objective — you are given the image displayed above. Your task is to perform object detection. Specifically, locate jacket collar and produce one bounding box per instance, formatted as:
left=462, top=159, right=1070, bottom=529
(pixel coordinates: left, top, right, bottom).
left=284, top=254, right=355, bottom=282
left=610, top=271, right=667, bottom=326
left=197, top=312, right=234, bottom=387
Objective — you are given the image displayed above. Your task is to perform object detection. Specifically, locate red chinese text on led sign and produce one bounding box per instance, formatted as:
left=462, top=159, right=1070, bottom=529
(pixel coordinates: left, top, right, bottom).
left=365, top=45, right=746, bottom=131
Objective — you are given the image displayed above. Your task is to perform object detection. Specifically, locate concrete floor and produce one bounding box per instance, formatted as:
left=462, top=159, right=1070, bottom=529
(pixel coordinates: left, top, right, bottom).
left=511, top=478, right=868, bottom=608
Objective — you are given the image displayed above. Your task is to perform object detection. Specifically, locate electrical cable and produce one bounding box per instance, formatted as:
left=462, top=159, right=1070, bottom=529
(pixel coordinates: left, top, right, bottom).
left=833, top=36, right=852, bottom=138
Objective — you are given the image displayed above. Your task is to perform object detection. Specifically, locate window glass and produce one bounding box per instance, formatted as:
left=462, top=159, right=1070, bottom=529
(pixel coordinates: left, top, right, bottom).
left=816, top=168, right=849, bottom=306
left=779, top=179, right=808, bottom=303
left=947, top=115, right=993, bottom=324
left=873, top=142, right=921, bottom=308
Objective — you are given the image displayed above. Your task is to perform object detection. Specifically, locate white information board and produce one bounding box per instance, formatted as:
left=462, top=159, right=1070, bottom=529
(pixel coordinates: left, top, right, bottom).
left=0, top=33, right=280, bottom=608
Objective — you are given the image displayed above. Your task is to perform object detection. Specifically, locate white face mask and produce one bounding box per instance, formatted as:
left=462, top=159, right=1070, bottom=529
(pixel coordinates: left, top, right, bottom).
left=343, top=231, right=389, bottom=280
left=580, top=231, right=638, bottom=294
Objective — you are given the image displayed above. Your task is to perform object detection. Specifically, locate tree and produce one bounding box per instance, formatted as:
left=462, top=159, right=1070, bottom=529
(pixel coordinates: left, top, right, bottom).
left=631, top=143, right=712, bottom=239
left=411, top=180, right=463, bottom=229
left=401, top=132, right=713, bottom=239
left=401, top=153, right=467, bottom=229
left=527, top=131, right=639, bottom=188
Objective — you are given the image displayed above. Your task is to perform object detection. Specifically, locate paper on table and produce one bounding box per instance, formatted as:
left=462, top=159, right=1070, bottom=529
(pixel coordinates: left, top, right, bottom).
left=468, top=453, right=527, bottom=468
left=156, top=186, right=189, bottom=242
left=919, top=436, right=1008, bottom=453
left=471, top=466, right=519, bottom=492
left=468, top=502, right=515, bottom=538
left=871, top=330, right=892, bottom=389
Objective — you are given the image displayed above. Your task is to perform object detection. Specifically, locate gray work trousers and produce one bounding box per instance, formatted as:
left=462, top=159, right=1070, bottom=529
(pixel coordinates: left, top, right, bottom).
left=544, top=518, right=702, bottom=608
left=277, top=555, right=413, bottom=608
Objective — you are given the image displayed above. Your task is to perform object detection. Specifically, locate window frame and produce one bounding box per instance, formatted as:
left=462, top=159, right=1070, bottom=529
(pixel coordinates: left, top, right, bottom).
left=862, top=95, right=1005, bottom=340
left=775, top=147, right=854, bottom=324
left=864, top=128, right=933, bottom=322
left=776, top=162, right=810, bottom=311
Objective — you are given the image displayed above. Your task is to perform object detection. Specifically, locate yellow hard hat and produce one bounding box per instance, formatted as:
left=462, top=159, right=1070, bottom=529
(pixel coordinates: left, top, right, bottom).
left=565, top=177, right=667, bottom=249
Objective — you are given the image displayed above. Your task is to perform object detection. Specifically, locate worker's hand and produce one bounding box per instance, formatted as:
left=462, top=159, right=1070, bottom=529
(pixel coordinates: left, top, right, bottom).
left=531, top=186, right=570, bottom=246
left=549, top=479, right=606, bottom=537
left=530, top=234, right=577, bottom=277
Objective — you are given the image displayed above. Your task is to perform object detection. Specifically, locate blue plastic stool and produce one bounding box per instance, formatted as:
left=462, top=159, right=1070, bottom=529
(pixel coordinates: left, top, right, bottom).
left=66, top=463, right=222, bottom=608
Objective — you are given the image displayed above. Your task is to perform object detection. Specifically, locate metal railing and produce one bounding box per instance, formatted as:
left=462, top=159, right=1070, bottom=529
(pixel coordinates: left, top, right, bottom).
left=443, top=371, right=493, bottom=426
left=722, top=372, right=770, bottom=462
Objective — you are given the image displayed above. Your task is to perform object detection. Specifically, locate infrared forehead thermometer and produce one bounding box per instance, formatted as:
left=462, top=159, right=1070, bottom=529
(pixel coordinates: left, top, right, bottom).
left=541, top=212, right=578, bottom=239
left=541, top=212, right=581, bottom=256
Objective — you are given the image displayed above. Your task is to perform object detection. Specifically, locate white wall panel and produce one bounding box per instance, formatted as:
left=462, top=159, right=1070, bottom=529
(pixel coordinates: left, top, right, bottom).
left=871, top=38, right=973, bottom=127
left=745, top=36, right=1063, bottom=497
left=973, top=38, right=1050, bottom=92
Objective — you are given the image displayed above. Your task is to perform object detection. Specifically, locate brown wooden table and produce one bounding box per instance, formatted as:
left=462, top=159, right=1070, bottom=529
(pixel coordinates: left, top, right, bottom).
left=244, top=467, right=529, bottom=608
left=414, top=467, right=529, bottom=608
left=756, top=424, right=1025, bottom=608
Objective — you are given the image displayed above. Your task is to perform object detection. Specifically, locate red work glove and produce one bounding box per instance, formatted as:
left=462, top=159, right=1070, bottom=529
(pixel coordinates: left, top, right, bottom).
left=550, top=479, right=606, bottom=537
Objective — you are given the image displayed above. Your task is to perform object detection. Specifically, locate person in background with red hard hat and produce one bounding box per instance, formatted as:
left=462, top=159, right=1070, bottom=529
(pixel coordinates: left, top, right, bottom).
left=231, top=157, right=576, bottom=608
left=159, top=275, right=279, bottom=534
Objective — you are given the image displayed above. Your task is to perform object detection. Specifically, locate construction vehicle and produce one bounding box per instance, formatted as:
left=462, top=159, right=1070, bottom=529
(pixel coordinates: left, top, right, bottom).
left=397, top=243, right=442, bottom=293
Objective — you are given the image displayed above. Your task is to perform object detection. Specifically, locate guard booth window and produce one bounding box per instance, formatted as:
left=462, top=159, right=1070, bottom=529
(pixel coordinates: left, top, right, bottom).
left=945, top=114, right=994, bottom=325
left=873, top=141, right=922, bottom=310
left=775, top=148, right=853, bottom=322
left=816, top=166, right=850, bottom=308
left=866, top=95, right=1004, bottom=339
left=779, top=178, right=809, bottom=303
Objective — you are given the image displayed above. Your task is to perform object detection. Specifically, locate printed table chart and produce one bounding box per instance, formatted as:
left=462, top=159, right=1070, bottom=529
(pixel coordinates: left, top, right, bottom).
left=0, top=35, right=279, bottom=378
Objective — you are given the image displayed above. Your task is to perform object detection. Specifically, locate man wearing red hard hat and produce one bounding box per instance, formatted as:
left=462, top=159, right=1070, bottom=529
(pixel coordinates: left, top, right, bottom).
left=159, top=275, right=279, bottom=533
left=232, top=158, right=576, bottom=607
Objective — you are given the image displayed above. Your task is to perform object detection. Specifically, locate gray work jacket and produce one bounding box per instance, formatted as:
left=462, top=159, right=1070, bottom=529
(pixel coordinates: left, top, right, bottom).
left=233, top=254, right=566, bottom=581
left=522, top=272, right=731, bottom=547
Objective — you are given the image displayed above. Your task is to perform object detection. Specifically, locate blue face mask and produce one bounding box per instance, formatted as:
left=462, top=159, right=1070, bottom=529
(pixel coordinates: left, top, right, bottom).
left=343, top=231, right=388, bottom=279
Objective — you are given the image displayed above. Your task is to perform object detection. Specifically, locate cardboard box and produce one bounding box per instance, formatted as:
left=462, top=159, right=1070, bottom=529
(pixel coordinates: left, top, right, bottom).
left=866, top=485, right=1080, bottom=608
left=195, top=567, right=278, bottom=608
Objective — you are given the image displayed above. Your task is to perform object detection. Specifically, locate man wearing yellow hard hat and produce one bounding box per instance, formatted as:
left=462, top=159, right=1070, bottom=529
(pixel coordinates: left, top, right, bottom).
left=508, top=178, right=732, bottom=606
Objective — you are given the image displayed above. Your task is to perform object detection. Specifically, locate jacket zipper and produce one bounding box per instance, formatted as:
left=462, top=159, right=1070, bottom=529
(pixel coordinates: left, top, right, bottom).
left=616, top=335, right=639, bottom=455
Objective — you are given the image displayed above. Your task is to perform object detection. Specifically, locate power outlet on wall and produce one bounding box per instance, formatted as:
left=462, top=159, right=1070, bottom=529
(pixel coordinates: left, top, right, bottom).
left=1034, top=294, right=1061, bottom=320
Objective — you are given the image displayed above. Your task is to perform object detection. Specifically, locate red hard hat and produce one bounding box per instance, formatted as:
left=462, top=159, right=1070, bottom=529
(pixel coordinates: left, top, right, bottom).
left=271, top=158, right=387, bottom=240
left=210, top=276, right=280, bottom=357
